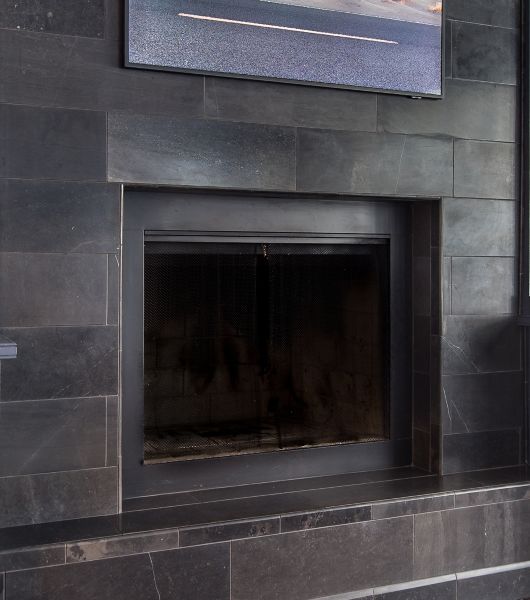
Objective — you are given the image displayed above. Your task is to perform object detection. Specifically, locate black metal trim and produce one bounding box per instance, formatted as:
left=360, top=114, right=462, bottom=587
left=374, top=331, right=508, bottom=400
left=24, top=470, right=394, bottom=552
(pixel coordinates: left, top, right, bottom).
left=123, top=0, right=445, bottom=99
left=122, top=190, right=413, bottom=498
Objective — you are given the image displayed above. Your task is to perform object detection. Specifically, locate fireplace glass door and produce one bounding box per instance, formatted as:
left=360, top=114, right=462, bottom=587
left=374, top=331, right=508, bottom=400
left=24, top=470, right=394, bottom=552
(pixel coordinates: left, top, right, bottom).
left=143, top=241, right=389, bottom=463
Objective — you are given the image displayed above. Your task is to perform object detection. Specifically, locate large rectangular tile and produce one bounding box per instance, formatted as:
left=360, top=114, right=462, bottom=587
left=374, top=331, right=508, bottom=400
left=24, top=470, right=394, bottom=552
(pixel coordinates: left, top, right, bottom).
left=1, top=29, right=204, bottom=116
left=379, top=80, right=516, bottom=142
left=454, top=140, right=516, bottom=199
left=0, top=397, right=106, bottom=476
left=414, top=500, right=530, bottom=578
left=452, top=22, right=518, bottom=84
left=0, top=253, right=107, bottom=327
left=457, top=564, right=530, bottom=600
left=442, top=372, right=523, bottom=434
left=205, top=76, right=377, bottom=131
left=296, top=129, right=453, bottom=197
left=0, top=180, right=120, bottom=254
left=446, top=0, right=520, bottom=29
left=66, top=530, right=180, bottom=563
left=0, top=326, right=118, bottom=401
left=0, top=0, right=105, bottom=37
left=231, top=517, right=414, bottom=599
left=442, top=198, right=516, bottom=257
left=450, top=257, right=516, bottom=315
left=442, top=316, right=521, bottom=374
left=0, top=467, right=117, bottom=527
left=108, top=113, right=296, bottom=190
left=151, top=544, right=230, bottom=600
left=6, top=554, right=160, bottom=600
left=0, top=104, right=106, bottom=181
left=443, top=430, right=521, bottom=474
left=0, top=544, right=65, bottom=572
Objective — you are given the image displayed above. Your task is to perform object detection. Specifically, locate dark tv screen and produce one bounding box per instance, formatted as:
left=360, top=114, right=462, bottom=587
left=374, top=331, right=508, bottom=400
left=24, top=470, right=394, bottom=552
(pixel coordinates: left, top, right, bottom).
left=127, top=0, right=443, bottom=97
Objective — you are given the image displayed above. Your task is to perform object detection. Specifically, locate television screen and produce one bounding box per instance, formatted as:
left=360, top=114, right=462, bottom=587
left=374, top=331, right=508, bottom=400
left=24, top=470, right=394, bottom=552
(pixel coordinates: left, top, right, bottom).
left=126, top=0, right=443, bottom=97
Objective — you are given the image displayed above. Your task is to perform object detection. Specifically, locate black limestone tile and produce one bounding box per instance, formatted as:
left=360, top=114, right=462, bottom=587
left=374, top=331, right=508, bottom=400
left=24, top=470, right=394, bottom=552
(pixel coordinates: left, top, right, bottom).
left=0, top=253, right=107, bottom=327
left=296, top=129, right=453, bottom=197
left=443, top=430, right=521, bottom=474
left=0, top=397, right=107, bottom=476
left=452, top=21, right=518, bottom=85
left=205, top=76, right=377, bottom=131
left=0, top=467, right=118, bottom=528
left=0, top=104, right=106, bottom=182
left=0, top=326, right=118, bottom=401
left=0, top=0, right=105, bottom=37
left=231, top=517, right=413, bottom=599
left=0, top=180, right=120, bottom=254
left=108, top=113, right=296, bottom=191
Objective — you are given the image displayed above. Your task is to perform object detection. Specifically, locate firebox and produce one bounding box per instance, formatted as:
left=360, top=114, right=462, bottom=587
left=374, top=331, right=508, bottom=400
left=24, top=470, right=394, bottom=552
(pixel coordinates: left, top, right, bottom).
left=143, top=241, right=389, bottom=463
left=123, top=191, right=423, bottom=499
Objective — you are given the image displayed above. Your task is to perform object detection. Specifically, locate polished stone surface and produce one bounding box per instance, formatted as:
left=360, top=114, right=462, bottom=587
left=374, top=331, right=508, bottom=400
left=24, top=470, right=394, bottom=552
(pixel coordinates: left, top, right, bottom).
left=452, top=21, right=518, bottom=85
left=453, top=140, right=516, bottom=199
left=296, top=129, right=453, bottom=196
left=458, top=565, right=530, bottom=600
left=281, top=505, right=371, bottom=533
left=0, top=468, right=118, bottom=528
left=205, top=76, right=377, bottom=131
left=108, top=114, right=296, bottom=190
left=66, top=530, right=180, bottom=563
left=7, top=554, right=160, bottom=600
left=379, top=79, right=516, bottom=142
left=414, top=500, right=530, bottom=578
left=442, top=372, right=523, bottom=434
left=0, top=253, right=107, bottom=327
left=0, top=104, right=106, bottom=182
left=0, top=545, right=64, bottom=573
left=179, top=518, right=280, bottom=547
left=443, top=431, right=521, bottom=474
left=442, top=316, right=521, bottom=374
left=1, top=29, right=205, bottom=117
left=0, top=397, right=106, bottom=476
left=442, top=198, right=516, bottom=257
left=450, top=257, right=516, bottom=315
left=0, top=180, right=120, bottom=254
left=0, top=326, right=118, bottom=401
left=231, top=517, right=413, bottom=599
left=151, top=544, right=230, bottom=600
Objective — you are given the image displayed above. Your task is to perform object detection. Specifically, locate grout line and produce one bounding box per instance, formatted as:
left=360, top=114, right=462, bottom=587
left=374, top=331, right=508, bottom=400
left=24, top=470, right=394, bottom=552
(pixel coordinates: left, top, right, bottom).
left=105, top=397, right=108, bottom=467
left=229, top=542, right=232, bottom=600
left=105, top=254, right=110, bottom=326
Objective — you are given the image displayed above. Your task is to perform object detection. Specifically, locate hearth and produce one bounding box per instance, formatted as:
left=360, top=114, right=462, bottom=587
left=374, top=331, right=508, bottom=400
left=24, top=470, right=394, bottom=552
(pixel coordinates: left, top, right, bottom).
left=122, top=191, right=434, bottom=498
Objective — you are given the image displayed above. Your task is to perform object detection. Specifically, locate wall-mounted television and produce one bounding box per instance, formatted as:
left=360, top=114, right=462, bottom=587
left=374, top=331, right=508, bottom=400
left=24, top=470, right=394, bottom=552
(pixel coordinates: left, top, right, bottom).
left=126, top=0, right=444, bottom=97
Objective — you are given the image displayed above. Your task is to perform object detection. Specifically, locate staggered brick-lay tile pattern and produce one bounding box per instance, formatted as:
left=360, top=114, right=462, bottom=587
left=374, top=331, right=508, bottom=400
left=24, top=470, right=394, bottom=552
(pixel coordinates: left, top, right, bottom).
left=0, top=0, right=526, bottom=596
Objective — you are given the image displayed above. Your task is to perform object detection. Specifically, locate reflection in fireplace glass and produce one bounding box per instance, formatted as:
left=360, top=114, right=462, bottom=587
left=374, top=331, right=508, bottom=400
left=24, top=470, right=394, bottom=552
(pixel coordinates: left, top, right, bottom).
left=143, top=242, right=389, bottom=462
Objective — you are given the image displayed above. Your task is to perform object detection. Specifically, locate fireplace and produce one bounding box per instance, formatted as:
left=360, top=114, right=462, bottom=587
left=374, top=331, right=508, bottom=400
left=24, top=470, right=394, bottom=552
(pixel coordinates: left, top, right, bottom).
left=143, top=241, right=389, bottom=463
left=123, top=191, right=434, bottom=498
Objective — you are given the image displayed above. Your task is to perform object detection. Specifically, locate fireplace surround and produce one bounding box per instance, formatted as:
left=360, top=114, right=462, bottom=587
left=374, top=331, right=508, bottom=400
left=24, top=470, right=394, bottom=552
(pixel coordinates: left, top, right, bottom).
left=123, top=189, right=439, bottom=499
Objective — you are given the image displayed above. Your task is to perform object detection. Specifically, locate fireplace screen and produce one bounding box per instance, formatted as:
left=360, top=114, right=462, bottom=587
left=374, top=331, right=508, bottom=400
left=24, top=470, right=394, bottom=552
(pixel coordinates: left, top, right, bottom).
left=143, top=241, right=389, bottom=463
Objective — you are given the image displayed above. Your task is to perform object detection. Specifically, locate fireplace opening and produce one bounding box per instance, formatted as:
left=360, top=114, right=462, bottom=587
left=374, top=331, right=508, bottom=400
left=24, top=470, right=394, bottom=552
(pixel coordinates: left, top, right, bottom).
left=143, top=240, right=389, bottom=463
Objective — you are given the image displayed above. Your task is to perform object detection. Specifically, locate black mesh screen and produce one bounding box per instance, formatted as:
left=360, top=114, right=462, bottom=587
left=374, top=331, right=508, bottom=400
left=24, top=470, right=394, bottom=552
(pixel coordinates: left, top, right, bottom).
left=144, top=242, right=389, bottom=462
